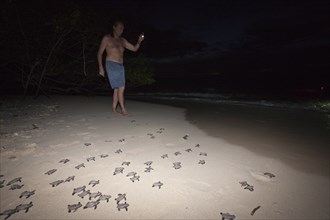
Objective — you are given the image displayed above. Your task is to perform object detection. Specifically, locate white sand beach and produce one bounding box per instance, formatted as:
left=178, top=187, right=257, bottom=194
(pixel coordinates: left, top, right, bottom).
left=0, top=95, right=329, bottom=219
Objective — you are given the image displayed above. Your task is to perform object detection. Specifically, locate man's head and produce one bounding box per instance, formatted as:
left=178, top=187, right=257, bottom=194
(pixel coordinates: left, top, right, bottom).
left=112, top=21, right=124, bottom=37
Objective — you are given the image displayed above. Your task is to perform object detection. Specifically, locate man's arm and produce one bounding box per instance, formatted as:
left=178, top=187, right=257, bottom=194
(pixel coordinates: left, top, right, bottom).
left=123, top=34, right=144, bottom=52
left=97, top=36, right=108, bottom=76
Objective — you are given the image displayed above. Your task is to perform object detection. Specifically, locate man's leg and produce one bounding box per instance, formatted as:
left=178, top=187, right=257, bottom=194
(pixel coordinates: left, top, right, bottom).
left=118, top=86, right=127, bottom=115
left=112, top=88, right=119, bottom=113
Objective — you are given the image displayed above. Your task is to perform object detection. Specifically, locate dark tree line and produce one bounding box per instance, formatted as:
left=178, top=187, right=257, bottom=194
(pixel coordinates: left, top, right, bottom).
left=1, top=0, right=155, bottom=97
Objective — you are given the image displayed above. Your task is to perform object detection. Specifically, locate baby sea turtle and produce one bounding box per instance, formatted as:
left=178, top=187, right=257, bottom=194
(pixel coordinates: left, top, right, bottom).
left=199, top=152, right=207, bottom=156
left=59, top=158, right=70, bottom=164
left=50, top=180, right=63, bottom=187
left=161, top=154, right=168, bottom=159
left=9, top=184, right=24, bottom=190
left=78, top=190, right=91, bottom=199
left=126, top=172, right=137, bottom=177
left=244, top=185, right=254, bottom=191
left=0, top=179, right=5, bottom=188
left=65, top=176, right=75, bottom=182
left=84, top=143, right=91, bottom=146
left=0, top=209, right=17, bottom=219
left=86, top=157, right=95, bottom=162
left=144, top=161, right=153, bottom=166
left=185, top=148, right=192, bottom=153
left=68, top=202, right=82, bottom=213
left=115, top=193, right=126, bottom=204
left=122, top=161, right=130, bottom=166
left=117, top=202, right=129, bottom=211
left=174, top=151, right=181, bottom=156
left=83, top=201, right=100, bottom=210
left=173, top=162, right=182, bottom=169
left=100, top=154, right=109, bottom=158
left=220, top=212, right=236, bottom=220
left=182, top=134, right=189, bottom=140
left=264, top=172, right=276, bottom=178
left=97, top=194, right=112, bottom=203
left=45, top=169, right=57, bottom=175
left=130, top=175, right=140, bottom=182
left=152, top=181, right=163, bottom=189
left=72, top=185, right=86, bottom=195
left=113, top=167, right=124, bottom=175
left=198, top=160, right=206, bottom=165
left=239, top=181, right=249, bottom=187
left=115, top=149, right=122, bottom=154
left=75, top=163, right=85, bottom=170
left=6, top=177, right=22, bottom=185
left=16, top=201, right=33, bottom=213
left=144, top=166, right=154, bottom=172
left=19, top=190, right=36, bottom=199
left=89, top=180, right=99, bottom=187
left=89, top=191, right=102, bottom=200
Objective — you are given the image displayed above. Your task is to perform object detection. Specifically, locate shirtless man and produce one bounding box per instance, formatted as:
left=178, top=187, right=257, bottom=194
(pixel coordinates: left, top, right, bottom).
left=97, top=21, right=144, bottom=115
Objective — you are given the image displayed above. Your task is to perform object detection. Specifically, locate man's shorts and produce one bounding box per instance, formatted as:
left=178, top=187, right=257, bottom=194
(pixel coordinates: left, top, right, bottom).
left=105, top=60, right=125, bottom=89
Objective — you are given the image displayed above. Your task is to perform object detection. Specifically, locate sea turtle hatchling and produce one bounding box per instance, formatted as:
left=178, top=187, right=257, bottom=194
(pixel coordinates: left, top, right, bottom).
left=83, top=201, right=100, bottom=210
left=89, top=191, right=102, bottom=200
left=264, top=172, right=276, bottom=178
left=185, top=148, right=192, bottom=153
left=50, top=180, right=63, bottom=187
left=89, top=180, right=99, bottom=187
left=6, top=177, right=22, bottom=185
left=9, top=184, right=24, bottom=190
left=173, top=162, right=182, bottom=169
left=16, top=201, right=33, bottom=213
left=68, top=202, right=82, bottom=213
left=113, top=167, right=124, bottom=175
left=144, top=161, right=153, bottom=166
left=59, top=158, right=70, bottom=164
left=100, top=154, right=109, bottom=158
left=220, top=212, right=236, bottom=220
left=182, top=134, right=189, bottom=140
left=0, top=180, right=5, bottom=188
left=115, top=193, right=126, bottom=204
left=152, top=181, right=163, bottom=189
left=198, top=160, right=206, bottom=165
left=161, top=154, right=168, bottom=159
left=45, top=169, right=57, bottom=175
left=0, top=209, right=18, bottom=219
left=122, top=161, right=130, bottom=166
left=65, top=176, right=75, bottom=182
left=174, top=151, right=181, bottom=156
left=19, top=190, right=36, bottom=199
left=117, top=202, right=129, bottom=211
left=130, top=175, right=140, bottom=182
left=97, top=194, right=112, bottom=203
left=75, top=163, right=85, bottom=170
left=78, top=190, right=91, bottom=199
left=72, top=186, right=86, bottom=195
left=126, top=172, right=137, bottom=177
left=86, top=157, right=95, bottom=162
left=115, top=149, right=122, bottom=154
left=144, top=166, right=154, bottom=173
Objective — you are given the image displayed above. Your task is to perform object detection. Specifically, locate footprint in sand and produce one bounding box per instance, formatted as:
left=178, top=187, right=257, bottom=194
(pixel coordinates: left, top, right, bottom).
left=250, top=171, right=276, bottom=182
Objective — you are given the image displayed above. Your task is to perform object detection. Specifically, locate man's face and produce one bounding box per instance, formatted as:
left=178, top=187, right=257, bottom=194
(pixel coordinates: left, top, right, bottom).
left=113, top=23, right=124, bottom=36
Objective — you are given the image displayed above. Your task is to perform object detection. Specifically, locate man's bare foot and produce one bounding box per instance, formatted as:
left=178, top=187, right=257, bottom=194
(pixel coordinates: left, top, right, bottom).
left=112, top=109, right=121, bottom=115
left=120, top=110, right=129, bottom=116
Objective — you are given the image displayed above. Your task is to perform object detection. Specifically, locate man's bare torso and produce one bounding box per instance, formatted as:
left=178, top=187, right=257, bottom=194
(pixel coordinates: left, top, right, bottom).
left=105, top=35, right=125, bottom=63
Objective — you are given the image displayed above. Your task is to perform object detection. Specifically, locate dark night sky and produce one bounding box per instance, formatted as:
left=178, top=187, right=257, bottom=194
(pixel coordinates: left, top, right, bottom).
left=2, top=0, right=329, bottom=94
left=105, top=0, right=329, bottom=92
